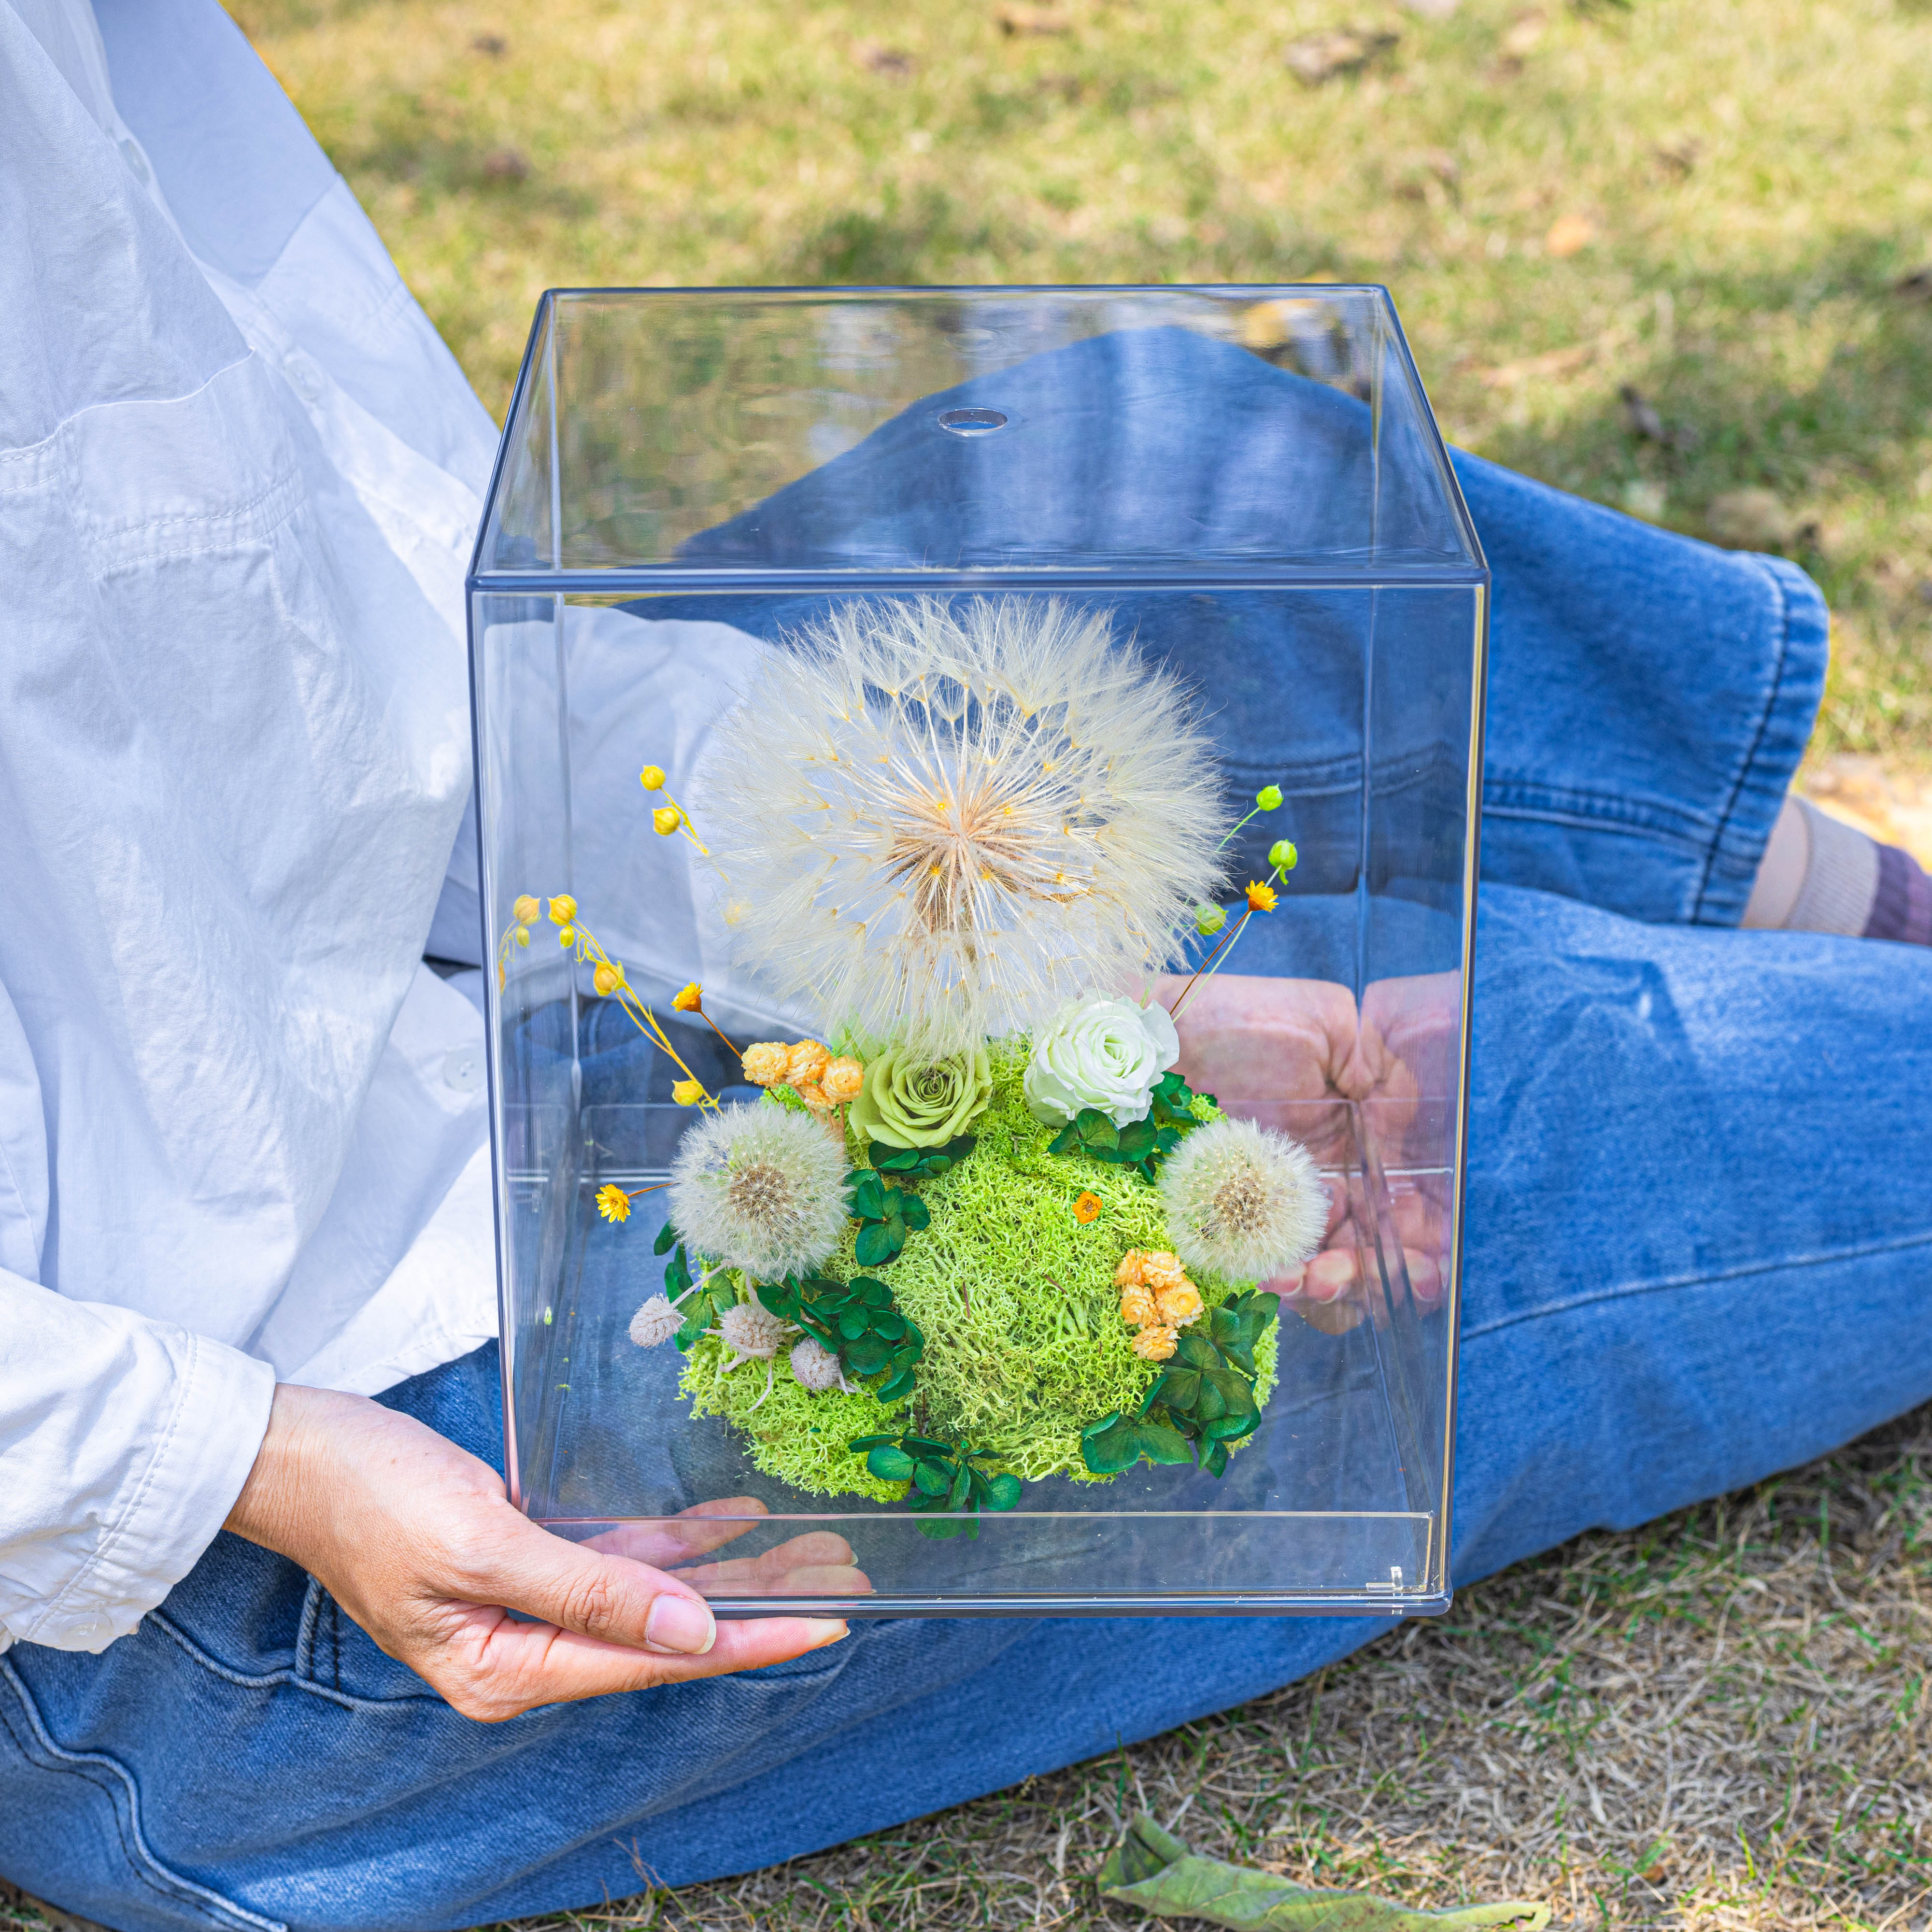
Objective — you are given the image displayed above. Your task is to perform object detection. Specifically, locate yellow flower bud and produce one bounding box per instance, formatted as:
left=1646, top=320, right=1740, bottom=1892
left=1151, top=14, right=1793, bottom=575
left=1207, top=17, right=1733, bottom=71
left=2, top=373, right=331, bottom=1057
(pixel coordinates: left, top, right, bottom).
left=1194, top=903, right=1226, bottom=937
left=673, top=982, right=702, bottom=1013
left=639, top=765, right=667, bottom=792
left=547, top=894, right=577, bottom=926
left=743, top=1042, right=790, bottom=1086
left=593, top=960, right=626, bottom=997
left=513, top=924, right=530, bottom=947
left=512, top=894, right=540, bottom=924
left=653, top=806, right=682, bottom=837
left=672, top=1079, right=705, bottom=1106
left=1269, top=839, right=1299, bottom=873
left=558, top=925, right=578, bottom=947
left=1256, top=784, right=1283, bottom=811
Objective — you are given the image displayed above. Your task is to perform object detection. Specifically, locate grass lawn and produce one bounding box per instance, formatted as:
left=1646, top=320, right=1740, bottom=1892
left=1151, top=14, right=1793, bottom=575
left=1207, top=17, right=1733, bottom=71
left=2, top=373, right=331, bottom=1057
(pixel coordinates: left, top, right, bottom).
left=230, top=0, right=1932, bottom=773
left=6, top=5, right=1927, bottom=1930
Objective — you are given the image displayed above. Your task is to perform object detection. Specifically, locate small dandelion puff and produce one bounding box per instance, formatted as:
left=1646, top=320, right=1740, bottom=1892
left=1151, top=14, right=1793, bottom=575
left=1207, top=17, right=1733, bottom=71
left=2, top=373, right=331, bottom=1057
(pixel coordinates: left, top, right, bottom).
left=627, top=1294, right=681, bottom=1348
left=697, top=597, right=1226, bottom=1055
left=718, top=1300, right=792, bottom=1365
left=789, top=1335, right=851, bottom=1394
left=667, top=1103, right=848, bottom=1279
left=1157, top=1116, right=1325, bottom=1282
left=596, top=1182, right=633, bottom=1223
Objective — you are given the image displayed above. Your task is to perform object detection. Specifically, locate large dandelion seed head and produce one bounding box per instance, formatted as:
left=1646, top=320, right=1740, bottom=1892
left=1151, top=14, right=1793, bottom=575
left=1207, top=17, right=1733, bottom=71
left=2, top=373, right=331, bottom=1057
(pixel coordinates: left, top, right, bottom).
left=667, top=1103, right=849, bottom=1281
left=1157, top=1116, right=1327, bottom=1284
left=698, top=597, right=1226, bottom=1055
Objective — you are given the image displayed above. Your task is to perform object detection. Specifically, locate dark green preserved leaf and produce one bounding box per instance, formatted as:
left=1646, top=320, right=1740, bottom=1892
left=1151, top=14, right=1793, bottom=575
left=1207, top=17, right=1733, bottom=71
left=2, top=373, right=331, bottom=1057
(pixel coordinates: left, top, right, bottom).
left=1075, top=1108, right=1118, bottom=1150
left=1081, top=1409, right=1123, bottom=1439
left=866, top=1445, right=916, bottom=1481
left=848, top=1433, right=898, bottom=1451
left=948, top=1461, right=972, bottom=1509
left=899, top=1195, right=931, bottom=1233
left=903, top=1435, right=956, bottom=1457
left=845, top=1334, right=893, bottom=1375
left=1081, top=1418, right=1142, bottom=1475
left=874, top=1368, right=917, bottom=1403
left=985, top=1472, right=1023, bottom=1510
left=1136, top=1422, right=1195, bottom=1465
left=653, top=1220, right=679, bottom=1257
left=853, top=1222, right=900, bottom=1266
left=916, top=1517, right=964, bottom=1539
left=913, top=1459, right=953, bottom=1496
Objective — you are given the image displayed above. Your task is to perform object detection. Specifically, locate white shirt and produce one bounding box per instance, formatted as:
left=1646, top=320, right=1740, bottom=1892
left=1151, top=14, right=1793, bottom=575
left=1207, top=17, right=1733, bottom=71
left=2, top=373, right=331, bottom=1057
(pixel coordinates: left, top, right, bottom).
left=0, top=0, right=503, bottom=1651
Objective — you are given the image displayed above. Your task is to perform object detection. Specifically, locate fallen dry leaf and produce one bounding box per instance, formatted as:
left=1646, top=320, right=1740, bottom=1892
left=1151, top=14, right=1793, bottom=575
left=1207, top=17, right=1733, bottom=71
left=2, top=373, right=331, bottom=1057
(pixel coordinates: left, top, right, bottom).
left=1895, top=266, right=1932, bottom=302
left=854, top=42, right=917, bottom=75
left=1705, top=487, right=1800, bottom=550
left=1501, top=12, right=1546, bottom=57
left=997, top=3, right=1072, bottom=34
left=1655, top=133, right=1702, bottom=177
left=470, top=30, right=507, bottom=55
left=1476, top=340, right=1596, bottom=386
left=1286, top=28, right=1399, bottom=85
left=1544, top=212, right=1596, bottom=257
left=481, top=147, right=530, bottom=183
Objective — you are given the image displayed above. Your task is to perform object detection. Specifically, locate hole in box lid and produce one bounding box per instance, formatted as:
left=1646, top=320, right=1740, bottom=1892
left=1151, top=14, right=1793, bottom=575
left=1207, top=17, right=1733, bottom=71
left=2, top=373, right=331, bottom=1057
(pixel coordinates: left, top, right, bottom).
left=936, top=407, right=1009, bottom=437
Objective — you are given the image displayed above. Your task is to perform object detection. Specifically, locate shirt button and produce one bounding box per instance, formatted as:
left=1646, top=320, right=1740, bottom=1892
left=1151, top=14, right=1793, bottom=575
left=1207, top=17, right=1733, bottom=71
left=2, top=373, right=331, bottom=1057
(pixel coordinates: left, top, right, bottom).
left=442, top=1048, right=484, bottom=1094
left=286, top=355, right=325, bottom=404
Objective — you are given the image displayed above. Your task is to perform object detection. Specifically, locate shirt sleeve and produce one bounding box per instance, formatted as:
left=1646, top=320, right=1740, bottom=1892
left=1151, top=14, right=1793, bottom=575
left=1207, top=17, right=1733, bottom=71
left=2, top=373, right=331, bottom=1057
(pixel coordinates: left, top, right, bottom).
left=0, top=1272, right=275, bottom=1654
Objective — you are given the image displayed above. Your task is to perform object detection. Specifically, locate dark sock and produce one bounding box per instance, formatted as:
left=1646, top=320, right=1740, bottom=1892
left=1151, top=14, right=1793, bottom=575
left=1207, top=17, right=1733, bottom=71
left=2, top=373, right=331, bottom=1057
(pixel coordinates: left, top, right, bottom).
left=1864, top=841, right=1932, bottom=947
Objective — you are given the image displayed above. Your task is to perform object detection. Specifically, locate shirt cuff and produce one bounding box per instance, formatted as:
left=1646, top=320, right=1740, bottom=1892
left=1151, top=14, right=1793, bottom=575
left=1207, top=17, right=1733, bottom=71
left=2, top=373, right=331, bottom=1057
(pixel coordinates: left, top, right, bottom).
left=1, top=1286, right=276, bottom=1654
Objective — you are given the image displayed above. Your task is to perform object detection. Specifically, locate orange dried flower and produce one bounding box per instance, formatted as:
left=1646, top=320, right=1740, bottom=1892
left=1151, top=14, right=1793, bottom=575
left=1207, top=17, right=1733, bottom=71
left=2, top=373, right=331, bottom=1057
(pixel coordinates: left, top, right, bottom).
left=1140, top=1250, right=1188, bottom=1294
left=1119, top=1283, right=1158, bottom=1327
left=1074, top=1190, right=1102, bottom=1225
left=820, top=1056, right=864, bottom=1105
left=673, top=982, right=702, bottom=1012
left=511, top=894, right=540, bottom=924
left=592, top=960, right=626, bottom=997
left=786, top=1040, right=831, bottom=1090
left=547, top=894, right=577, bottom=926
left=1155, top=1280, right=1203, bottom=1327
left=743, top=1042, right=789, bottom=1086
left=1132, top=1325, right=1179, bottom=1362
left=1114, top=1250, right=1148, bottom=1289
left=1245, top=880, right=1278, bottom=913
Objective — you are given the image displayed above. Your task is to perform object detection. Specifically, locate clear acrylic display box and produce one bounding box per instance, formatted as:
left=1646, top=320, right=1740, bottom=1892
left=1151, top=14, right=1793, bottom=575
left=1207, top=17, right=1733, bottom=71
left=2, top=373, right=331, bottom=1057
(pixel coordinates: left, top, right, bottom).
left=469, top=286, right=1487, bottom=1618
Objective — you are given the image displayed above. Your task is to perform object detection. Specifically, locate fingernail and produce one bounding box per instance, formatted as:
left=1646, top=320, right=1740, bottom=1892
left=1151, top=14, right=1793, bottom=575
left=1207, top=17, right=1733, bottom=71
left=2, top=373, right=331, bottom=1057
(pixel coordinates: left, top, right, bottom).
left=644, top=1594, right=716, bottom=1655
left=807, top=1619, right=849, bottom=1649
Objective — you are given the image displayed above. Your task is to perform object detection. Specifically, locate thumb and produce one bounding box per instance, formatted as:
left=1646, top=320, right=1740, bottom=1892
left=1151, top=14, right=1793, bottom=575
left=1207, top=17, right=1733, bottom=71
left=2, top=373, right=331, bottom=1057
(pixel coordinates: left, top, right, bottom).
left=469, top=1507, right=719, bottom=1657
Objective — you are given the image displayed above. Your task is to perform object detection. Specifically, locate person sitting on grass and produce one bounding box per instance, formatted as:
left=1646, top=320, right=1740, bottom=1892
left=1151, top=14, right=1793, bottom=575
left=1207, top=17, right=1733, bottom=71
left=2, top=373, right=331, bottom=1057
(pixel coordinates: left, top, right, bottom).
left=2, top=4, right=1929, bottom=1930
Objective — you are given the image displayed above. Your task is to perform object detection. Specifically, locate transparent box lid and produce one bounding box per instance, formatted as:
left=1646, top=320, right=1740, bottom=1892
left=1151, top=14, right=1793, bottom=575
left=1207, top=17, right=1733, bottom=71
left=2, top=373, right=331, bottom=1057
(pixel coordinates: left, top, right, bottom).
left=469, top=286, right=1487, bottom=1618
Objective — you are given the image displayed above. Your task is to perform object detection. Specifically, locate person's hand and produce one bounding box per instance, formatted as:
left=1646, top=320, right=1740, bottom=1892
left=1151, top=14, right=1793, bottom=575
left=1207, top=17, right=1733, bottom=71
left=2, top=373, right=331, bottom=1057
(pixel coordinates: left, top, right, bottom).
left=225, top=1383, right=853, bottom=1722
left=1156, top=969, right=1460, bottom=1335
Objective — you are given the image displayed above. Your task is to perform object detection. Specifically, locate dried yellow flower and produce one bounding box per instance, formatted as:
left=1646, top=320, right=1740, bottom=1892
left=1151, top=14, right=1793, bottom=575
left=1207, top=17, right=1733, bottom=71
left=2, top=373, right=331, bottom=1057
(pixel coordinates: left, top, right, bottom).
left=557, top=925, right=578, bottom=947
left=1140, top=1251, right=1188, bottom=1295
left=743, top=1042, right=790, bottom=1087
left=593, top=960, right=626, bottom=997
left=1114, top=1250, right=1148, bottom=1289
left=548, top=894, right=577, bottom=926
left=1132, top=1325, right=1179, bottom=1362
left=786, top=1040, right=831, bottom=1090
left=1074, top=1191, right=1103, bottom=1225
left=820, top=1056, right=864, bottom=1105
left=513, top=924, right=530, bottom=948
left=673, top=982, right=702, bottom=1013
left=653, top=806, right=683, bottom=837
left=1119, top=1284, right=1158, bottom=1327
left=595, top=1183, right=632, bottom=1223
left=1245, top=880, right=1278, bottom=913
left=512, top=894, right=540, bottom=924
left=672, top=1078, right=706, bottom=1106
left=1155, top=1280, right=1203, bottom=1327
left=639, top=765, right=667, bottom=791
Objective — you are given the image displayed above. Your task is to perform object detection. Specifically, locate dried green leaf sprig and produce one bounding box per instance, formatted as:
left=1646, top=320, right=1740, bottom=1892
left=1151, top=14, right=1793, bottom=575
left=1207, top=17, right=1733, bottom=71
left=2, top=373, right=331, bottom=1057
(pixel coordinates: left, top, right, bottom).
left=1082, top=1289, right=1279, bottom=1479
left=849, top=1428, right=1024, bottom=1538
left=1098, top=1813, right=1551, bottom=1930
left=1048, top=1070, right=1207, bottom=1182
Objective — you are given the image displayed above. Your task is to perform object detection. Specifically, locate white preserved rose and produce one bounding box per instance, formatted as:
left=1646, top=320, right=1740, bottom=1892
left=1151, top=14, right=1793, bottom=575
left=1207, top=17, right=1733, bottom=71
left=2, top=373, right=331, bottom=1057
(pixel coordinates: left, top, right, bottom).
left=1023, top=994, right=1182, bottom=1128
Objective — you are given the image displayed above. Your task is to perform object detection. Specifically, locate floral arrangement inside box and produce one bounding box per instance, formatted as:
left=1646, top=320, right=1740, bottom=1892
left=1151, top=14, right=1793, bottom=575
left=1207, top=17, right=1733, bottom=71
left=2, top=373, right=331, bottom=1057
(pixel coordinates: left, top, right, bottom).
left=504, top=599, right=1325, bottom=1535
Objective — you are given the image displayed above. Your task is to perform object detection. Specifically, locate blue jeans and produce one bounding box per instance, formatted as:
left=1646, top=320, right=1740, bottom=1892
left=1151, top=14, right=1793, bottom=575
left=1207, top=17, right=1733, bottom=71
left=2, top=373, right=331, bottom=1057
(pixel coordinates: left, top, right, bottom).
left=9, top=455, right=1932, bottom=1932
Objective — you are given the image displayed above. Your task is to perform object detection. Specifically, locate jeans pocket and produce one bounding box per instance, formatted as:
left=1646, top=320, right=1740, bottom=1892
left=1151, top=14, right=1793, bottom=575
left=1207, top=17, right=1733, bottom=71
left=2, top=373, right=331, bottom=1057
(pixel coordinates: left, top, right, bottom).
left=290, top=1577, right=441, bottom=1706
